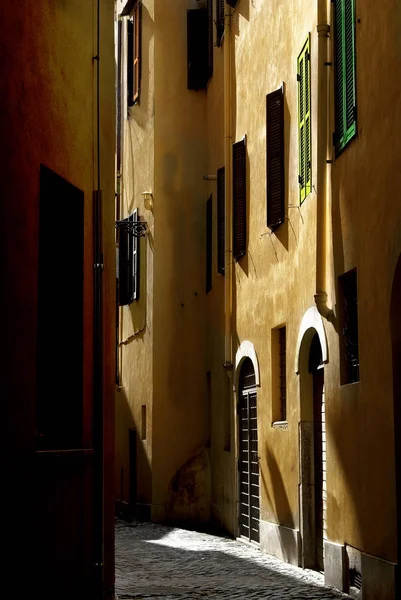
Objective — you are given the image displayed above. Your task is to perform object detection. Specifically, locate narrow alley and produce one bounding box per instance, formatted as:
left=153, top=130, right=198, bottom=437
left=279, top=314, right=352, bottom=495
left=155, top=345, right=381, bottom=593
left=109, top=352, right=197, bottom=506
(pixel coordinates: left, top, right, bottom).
left=115, top=520, right=350, bottom=600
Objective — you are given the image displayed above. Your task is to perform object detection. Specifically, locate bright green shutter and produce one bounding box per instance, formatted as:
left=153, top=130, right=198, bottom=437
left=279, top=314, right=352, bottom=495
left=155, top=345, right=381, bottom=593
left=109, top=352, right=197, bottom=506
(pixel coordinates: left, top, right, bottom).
left=298, top=36, right=311, bottom=204
left=334, top=0, right=356, bottom=154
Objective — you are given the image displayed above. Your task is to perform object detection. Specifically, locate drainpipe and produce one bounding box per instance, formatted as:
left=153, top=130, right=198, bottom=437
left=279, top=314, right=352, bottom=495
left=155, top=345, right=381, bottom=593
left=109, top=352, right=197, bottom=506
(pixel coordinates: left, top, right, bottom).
left=315, top=0, right=334, bottom=322
left=223, top=4, right=233, bottom=371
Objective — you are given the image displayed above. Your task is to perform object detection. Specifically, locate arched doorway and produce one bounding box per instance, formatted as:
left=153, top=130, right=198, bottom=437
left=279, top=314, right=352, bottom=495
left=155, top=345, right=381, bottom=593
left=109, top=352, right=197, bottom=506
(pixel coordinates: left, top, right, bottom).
left=298, top=327, right=326, bottom=572
left=390, top=255, right=401, bottom=586
left=238, top=357, right=260, bottom=543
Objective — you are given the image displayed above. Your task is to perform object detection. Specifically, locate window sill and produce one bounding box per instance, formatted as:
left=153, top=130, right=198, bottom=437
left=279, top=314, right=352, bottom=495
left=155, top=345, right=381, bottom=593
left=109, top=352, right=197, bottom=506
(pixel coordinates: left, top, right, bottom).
left=271, top=420, right=288, bottom=430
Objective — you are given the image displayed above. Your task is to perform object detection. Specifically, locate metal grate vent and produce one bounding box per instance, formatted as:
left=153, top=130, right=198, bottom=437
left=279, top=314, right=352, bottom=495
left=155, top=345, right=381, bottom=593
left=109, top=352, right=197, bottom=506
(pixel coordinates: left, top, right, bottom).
left=350, top=568, right=362, bottom=591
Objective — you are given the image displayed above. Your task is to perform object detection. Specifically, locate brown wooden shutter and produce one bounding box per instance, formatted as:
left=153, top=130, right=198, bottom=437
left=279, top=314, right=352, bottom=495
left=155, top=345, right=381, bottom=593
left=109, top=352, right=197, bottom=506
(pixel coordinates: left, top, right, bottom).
left=127, top=19, right=134, bottom=107
left=216, top=0, right=225, bottom=47
left=266, top=87, right=285, bottom=229
left=133, top=1, right=142, bottom=103
left=187, top=8, right=209, bottom=90
left=206, top=196, right=212, bottom=293
left=217, top=167, right=225, bottom=275
left=233, top=137, right=246, bottom=260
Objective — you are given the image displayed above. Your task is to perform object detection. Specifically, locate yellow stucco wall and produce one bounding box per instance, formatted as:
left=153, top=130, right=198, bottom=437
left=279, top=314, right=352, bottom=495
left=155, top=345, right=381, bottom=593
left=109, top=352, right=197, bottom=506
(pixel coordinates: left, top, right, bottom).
left=116, top=0, right=401, bottom=581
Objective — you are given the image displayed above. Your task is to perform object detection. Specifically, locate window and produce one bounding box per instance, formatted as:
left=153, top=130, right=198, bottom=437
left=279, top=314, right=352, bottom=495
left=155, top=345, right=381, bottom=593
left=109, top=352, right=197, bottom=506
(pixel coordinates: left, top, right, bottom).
left=266, top=87, right=285, bottom=229
left=117, top=209, right=140, bottom=305
left=232, top=137, right=247, bottom=260
left=217, top=167, right=225, bottom=275
left=298, top=36, right=312, bottom=203
left=334, top=0, right=357, bottom=155
left=216, top=0, right=224, bottom=47
left=272, top=326, right=287, bottom=423
left=187, top=8, right=209, bottom=90
left=206, top=196, right=212, bottom=293
left=339, top=269, right=359, bottom=384
left=127, top=1, right=141, bottom=106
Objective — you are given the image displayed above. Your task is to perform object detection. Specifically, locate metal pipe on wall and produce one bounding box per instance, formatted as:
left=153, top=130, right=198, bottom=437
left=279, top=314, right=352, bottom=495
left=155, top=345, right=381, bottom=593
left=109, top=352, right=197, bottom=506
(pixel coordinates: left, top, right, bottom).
left=315, top=0, right=334, bottom=322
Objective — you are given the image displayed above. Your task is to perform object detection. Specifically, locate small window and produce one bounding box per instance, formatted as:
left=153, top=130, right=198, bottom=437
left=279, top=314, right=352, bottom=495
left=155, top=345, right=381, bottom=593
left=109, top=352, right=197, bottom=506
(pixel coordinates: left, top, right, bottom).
left=217, top=167, right=225, bottom=275
left=298, top=36, right=312, bottom=203
left=266, top=87, right=285, bottom=230
left=206, top=196, right=212, bottom=293
left=232, top=137, right=247, bottom=260
left=272, top=326, right=287, bottom=423
left=339, top=269, right=359, bottom=384
left=334, top=0, right=357, bottom=155
left=187, top=8, right=209, bottom=90
left=127, top=1, right=142, bottom=106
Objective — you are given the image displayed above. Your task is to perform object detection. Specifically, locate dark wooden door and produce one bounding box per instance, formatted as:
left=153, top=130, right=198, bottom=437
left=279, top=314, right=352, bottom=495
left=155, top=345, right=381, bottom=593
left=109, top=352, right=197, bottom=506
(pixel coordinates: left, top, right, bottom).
left=313, top=368, right=326, bottom=571
left=238, top=359, right=260, bottom=543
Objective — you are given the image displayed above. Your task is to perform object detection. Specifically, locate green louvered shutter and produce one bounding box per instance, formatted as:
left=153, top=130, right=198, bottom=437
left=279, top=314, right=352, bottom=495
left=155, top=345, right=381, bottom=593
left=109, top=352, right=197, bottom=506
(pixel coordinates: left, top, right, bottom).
left=334, top=0, right=357, bottom=155
left=298, top=36, right=311, bottom=203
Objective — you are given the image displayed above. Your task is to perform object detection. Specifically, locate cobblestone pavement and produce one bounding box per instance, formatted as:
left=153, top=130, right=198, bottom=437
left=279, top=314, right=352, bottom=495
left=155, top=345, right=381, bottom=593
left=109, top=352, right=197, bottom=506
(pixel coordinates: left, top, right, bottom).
left=115, top=519, right=350, bottom=600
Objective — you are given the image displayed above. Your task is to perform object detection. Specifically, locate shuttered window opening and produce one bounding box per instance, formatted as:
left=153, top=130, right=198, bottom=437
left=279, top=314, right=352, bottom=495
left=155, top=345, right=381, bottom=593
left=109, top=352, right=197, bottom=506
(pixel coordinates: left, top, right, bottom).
left=117, top=210, right=140, bottom=306
left=216, top=0, right=225, bottom=47
left=217, top=167, right=225, bottom=275
left=298, top=37, right=312, bottom=203
left=233, top=137, right=247, bottom=260
left=207, top=0, right=213, bottom=78
left=187, top=8, right=209, bottom=90
left=339, top=268, right=359, bottom=384
left=279, top=327, right=287, bottom=422
left=206, top=196, right=212, bottom=293
left=127, top=1, right=142, bottom=107
left=266, top=87, right=285, bottom=230
left=334, top=0, right=357, bottom=155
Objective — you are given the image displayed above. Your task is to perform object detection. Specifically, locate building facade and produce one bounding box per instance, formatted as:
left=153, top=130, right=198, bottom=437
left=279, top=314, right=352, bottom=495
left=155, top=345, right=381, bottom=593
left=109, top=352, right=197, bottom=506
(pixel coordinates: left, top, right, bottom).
left=0, top=1, right=116, bottom=598
left=115, top=0, right=401, bottom=597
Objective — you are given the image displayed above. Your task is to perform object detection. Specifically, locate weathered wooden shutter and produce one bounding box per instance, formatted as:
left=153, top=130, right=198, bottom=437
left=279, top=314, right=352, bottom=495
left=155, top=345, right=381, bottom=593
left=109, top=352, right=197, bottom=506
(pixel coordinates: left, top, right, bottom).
left=132, top=209, right=140, bottom=301
left=206, top=196, right=212, bottom=293
left=216, top=0, right=225, bottom=47
left=187, top=8, right=209, bottom=90
left=133, top=1, right=142, bottom=103
left=266, top=87, right=285, bottom=229
left=207, top=0, right=213, bottom=78
left=217, top=167, right=225, bottom=275
left=334, top=0, right=356, bottom=154
left=298, top=36, right=311, bottom=203
left=127, top=19, right=134, bottom=107
left=233, top=137, right=246, bottom=260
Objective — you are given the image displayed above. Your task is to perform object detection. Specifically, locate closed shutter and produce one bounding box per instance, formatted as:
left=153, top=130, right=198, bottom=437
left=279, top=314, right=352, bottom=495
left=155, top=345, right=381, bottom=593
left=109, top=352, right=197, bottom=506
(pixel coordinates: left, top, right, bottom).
left=298, top=36, right=311, bottom=203
left=233, top=137, right=246, bottom=260
left=334, top=0, right=356, bottom=155
left=206, top=196, right=212, bottom=293
left=127, top=19, right=134, bottom=107
left=217, top=167, right=225, bottom=275
left=207, top=0, right=213, bottom=78
left=266, top=87, right=285, bottom=229
left=133, top=1, right=142, bottom=103
left=216, top=0, right=225, bottom=47
left=187, top=8, right=209, bottom=90
left=132, top=209, right=140, bottom=301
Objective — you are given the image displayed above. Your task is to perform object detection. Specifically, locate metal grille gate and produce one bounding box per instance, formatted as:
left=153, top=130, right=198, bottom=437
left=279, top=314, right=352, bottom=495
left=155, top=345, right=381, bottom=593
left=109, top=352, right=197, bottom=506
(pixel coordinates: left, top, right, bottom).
left=238, top=358, right=260, bottom=543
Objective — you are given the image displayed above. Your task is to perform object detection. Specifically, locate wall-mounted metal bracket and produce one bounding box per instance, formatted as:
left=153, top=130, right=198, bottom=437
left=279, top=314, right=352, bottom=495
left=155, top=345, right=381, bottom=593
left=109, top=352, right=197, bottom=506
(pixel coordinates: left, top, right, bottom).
left=115, top=219, right=148, bottom=238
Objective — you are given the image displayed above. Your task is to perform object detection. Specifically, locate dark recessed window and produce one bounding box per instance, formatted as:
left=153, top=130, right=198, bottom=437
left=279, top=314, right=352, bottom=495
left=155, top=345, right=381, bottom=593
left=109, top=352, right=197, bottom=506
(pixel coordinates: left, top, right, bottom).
left=339, top=268, right=359, bottom=384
